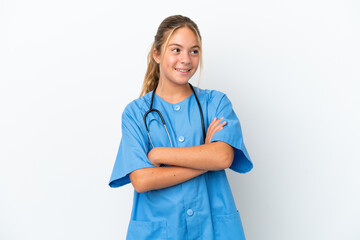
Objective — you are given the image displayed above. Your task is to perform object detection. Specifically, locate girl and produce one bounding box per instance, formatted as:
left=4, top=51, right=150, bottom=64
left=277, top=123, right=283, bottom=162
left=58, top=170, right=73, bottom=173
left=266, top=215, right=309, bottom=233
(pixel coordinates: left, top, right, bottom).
left=109, top=15, right=253, bottom=240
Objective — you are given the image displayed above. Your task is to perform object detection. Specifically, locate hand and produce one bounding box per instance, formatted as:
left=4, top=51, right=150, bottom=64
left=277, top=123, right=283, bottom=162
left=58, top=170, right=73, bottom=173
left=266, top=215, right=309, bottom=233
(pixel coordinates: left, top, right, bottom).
left=147, top=148, right=161, bottom=167
left=205, top=117, right=227, bottom=144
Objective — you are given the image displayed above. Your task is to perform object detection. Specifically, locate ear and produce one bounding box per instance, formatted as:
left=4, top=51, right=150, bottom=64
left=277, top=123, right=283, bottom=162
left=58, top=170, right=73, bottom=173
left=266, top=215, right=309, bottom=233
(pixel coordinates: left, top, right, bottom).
left=153, top=48, right=160, bottom=64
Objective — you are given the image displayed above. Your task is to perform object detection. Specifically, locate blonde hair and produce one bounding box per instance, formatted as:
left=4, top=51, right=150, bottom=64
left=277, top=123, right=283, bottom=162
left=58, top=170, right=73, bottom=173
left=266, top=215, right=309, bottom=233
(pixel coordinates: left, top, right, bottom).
left=139, top=15, right=203, bottom=97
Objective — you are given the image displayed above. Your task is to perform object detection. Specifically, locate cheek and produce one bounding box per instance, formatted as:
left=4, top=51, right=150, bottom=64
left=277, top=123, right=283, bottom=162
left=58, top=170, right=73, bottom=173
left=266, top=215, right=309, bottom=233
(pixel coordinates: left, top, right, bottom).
left=191, top=57, right=200, bottom=68
left=165, top=56, right=178, bottom=67
left=160, top=58, right=175, bottom=72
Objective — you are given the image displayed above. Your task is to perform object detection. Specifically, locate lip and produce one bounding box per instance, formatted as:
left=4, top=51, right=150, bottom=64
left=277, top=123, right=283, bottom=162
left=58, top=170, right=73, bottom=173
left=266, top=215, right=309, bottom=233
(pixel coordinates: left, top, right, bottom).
left=175, top=68, right=191, bottom=73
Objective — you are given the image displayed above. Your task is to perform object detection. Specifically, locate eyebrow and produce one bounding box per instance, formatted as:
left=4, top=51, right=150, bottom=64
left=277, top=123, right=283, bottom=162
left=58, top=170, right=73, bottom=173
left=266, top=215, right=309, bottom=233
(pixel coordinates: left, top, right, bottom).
left=168, top=43, right=200, bottom=49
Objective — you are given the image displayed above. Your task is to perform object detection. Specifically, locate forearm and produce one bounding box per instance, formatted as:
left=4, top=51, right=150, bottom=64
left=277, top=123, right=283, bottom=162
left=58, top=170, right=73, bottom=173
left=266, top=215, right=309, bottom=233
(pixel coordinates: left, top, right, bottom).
left=149, top=141, right=234, bottom=171
left=129, top=166, right=206, bottom=193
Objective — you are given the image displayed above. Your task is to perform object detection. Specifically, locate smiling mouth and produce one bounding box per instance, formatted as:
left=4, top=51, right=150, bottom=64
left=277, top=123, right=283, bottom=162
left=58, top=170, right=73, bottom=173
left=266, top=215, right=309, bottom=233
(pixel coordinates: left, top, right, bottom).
left=175, top=68, right=191, bottom=72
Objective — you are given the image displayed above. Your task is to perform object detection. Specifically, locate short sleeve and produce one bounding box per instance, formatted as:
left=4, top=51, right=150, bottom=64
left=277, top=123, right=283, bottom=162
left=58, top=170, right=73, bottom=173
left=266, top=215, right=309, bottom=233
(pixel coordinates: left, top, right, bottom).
left=108, top=107, right=154, bottom=188
left=210, top=93, right=253, bottom=173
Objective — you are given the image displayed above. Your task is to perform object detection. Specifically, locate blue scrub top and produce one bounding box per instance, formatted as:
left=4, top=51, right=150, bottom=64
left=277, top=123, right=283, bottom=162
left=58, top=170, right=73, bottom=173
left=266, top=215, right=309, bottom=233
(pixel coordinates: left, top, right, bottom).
left=109, top=87, right=253, bottom=240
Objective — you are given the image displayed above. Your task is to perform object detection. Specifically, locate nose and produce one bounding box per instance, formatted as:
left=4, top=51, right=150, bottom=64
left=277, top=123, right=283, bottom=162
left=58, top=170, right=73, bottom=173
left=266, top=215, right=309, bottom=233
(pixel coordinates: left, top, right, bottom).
left=180, top=52, right=191, bottom=65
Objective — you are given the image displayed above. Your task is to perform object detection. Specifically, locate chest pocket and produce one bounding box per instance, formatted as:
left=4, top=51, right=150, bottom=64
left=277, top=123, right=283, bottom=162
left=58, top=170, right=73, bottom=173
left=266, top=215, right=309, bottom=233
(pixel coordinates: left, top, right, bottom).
left=146, top=114, right=172, bottom=149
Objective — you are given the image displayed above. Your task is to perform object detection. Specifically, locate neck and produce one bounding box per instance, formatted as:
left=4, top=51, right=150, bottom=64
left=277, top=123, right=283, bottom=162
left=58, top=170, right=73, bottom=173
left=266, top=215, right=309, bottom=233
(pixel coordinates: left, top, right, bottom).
left=155, top=81, right=193, bottom=104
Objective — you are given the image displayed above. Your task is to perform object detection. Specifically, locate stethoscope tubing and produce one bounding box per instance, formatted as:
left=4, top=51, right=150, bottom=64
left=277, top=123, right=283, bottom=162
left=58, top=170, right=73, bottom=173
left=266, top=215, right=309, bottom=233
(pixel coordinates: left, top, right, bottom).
left=189, top=83, right=206, bottom=140
left=143, top=83, right=206, bottom=148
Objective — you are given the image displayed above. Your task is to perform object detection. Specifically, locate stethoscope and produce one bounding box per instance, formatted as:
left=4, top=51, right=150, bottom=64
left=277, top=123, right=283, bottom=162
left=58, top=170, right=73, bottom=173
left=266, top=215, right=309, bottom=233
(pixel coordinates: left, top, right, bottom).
left=143, top=83, right=206, bottom=148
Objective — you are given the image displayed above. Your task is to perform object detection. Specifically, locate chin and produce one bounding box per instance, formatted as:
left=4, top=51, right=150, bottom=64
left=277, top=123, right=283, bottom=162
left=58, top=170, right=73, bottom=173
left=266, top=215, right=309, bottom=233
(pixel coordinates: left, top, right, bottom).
left=175, top=79, right=192, bottom=86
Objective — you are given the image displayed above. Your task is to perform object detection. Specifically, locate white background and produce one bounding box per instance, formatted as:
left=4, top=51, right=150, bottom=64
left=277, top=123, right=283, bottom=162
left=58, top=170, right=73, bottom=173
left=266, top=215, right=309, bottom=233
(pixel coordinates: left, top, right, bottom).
left=1, top=0, right=359, bottom=239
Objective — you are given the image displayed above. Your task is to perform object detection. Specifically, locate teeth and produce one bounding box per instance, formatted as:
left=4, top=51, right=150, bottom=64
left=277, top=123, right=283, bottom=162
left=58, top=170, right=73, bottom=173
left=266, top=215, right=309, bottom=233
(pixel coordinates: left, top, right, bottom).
left=176, top=68, right=190, bottom=72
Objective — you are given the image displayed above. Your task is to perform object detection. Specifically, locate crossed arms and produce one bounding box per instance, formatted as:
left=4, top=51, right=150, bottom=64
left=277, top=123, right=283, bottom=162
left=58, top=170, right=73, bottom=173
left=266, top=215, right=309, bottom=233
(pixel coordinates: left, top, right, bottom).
left=129, top=117, right=234, bottom=193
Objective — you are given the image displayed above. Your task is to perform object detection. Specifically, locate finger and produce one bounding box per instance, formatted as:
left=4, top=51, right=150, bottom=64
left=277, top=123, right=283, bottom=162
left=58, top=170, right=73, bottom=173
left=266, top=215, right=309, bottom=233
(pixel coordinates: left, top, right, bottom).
left=205, top=119, right=227, bottom=143
left=205, top=117, right=227, bottom=143
left=207, top=117, right=225, bottom=136
left=208, top=117, right=223, bottom=130
left=212, top=122, right=226, bottom=132
left=206, top=117, right=218, bottom=136
left=206, top=123, right=216, bottom=143
left=208, top=117, right=217, bottom=128
left=207, top=122, right=218, bottom=138
left=214, top=117, right=224, bottom=126
left=210, top=117, right=224, bottom=132
left=211, top=117, right=217, bottom=124
left=210, top=120, right=227, bottom=134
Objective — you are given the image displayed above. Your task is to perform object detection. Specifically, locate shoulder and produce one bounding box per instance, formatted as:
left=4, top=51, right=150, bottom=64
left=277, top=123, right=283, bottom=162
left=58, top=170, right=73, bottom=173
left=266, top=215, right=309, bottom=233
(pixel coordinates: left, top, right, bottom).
left=193, top=86, right=229, bottom=106
left=122, top=91, right=152, bottom=122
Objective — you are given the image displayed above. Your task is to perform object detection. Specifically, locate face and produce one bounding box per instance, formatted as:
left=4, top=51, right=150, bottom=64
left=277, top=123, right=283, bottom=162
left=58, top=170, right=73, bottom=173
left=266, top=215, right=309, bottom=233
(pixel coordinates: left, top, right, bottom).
left=154, top=27, right=200, bottom=87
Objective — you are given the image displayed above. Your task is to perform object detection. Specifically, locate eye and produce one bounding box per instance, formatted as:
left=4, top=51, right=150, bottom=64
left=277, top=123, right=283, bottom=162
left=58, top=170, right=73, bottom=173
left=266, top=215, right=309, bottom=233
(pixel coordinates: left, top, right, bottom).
left=191, top=49, right=199, bottom=55
left=172, top=48, right=180, bottom=53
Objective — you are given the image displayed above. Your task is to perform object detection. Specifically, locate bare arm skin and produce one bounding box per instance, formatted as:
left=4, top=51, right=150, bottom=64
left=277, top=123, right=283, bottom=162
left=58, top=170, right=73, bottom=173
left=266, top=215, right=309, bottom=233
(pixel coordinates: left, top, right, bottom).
left=129, top=117, right=230, bottom=192
left=148, top=117, right=234, bottom=170
left=148, top=141, right=234, bottom=171
left=129, top=166, right=206, bottom=193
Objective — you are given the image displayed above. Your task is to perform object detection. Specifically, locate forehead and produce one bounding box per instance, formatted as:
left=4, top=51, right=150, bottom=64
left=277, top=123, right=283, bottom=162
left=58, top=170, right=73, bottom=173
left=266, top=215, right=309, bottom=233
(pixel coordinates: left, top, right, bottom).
left=167, top=27, right=199, bottom=46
